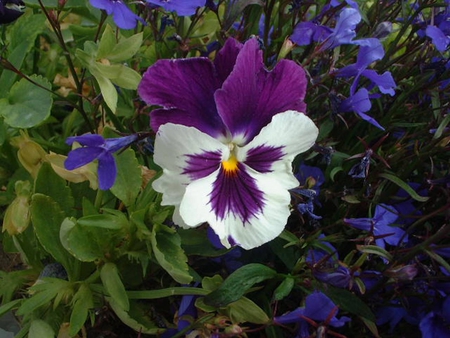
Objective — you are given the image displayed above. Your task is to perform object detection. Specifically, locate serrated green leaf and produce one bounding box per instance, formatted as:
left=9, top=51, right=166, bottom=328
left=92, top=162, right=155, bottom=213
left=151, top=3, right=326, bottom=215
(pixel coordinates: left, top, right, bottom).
left=110, top=148, right=141, bottom=206
left=69, top=283, right=93, bottom=336
left=35, top=162, right=74, bottom=216
left=0, top=75, right=53, bottom=128
left=204, top=264, right=276, bottom=307
left=151, top=223, right=192, bottom=284
left=101, top=263, right=129, bottom=311
left=31, top=194, right=74, bottom=277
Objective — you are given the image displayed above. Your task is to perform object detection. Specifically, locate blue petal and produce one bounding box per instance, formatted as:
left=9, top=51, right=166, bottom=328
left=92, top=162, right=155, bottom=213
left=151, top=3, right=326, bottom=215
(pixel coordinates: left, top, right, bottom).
left=65, top=147, right=104, bottom=170
left=146, top=0, right=206, bottom=16
left=97, top=152, right=117, bottom=190
left=66, top=134, right=105, bottom=147
left=426, top=26, right=450, bottom=52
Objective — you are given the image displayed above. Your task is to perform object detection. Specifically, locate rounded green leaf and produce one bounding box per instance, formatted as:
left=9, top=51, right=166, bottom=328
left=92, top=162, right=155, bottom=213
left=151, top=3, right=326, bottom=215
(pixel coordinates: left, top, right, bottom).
left=0, top=75, right=53, bottom=128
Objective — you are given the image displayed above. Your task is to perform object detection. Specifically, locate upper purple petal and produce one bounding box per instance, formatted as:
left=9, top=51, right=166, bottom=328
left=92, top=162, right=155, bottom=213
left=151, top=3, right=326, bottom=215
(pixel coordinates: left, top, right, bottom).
left=110, top=1, right=145, bottom=29
left=215, top=38, right=307, bottom=143
left=213, top=38, right=243, bottom=84
left=344, top=217, right=373, bottom=231
left=138, top=58, right=225, bottom=137
left=321, top=8, right=361, bottom=50
left=291, top=22, right=332, bottom=46
left=361, top=70, right=396, bottom=96
left=65, top=147, right=104, bottom=170
left=97, top=152, right=117, bottom=190
left=104, top=134, right=138, bottom=153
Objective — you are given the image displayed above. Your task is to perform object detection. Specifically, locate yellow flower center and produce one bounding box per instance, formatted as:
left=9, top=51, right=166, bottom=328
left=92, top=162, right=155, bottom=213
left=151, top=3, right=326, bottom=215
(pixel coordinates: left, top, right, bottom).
left=222, top=154, right=239, bottom=174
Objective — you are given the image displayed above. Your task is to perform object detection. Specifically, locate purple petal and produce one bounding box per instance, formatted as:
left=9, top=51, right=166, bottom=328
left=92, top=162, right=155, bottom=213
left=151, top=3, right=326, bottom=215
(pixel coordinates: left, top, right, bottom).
left=339, top=88, right=371, bottom=114
left=66, top=134, right=105, bottom=147
left=321, top=8, right=361, bottom=50
left=210, top=163, right=265, bottom=223
left=65, top=147, right=104, bottom=170
left=97, top=152, right=117, bottom=190
left=146, top=0, right=206, bottom=16
left=245, top=145, right=284, bottom=173
left=138, top=58, right=225, bottom=137
left=304, top=292, right=337, bottom=321
left=182, top=150, right=222, bottom=180
left=273, top=307, right=305, bottom=325
left=426, top=26, right=450, bottom=52
left=358, top=111, right=385, bottom=130
left=374, top=204, right=398, bottom=225
left=90, top=0, right=114, bottom=13
left=361, top=70, right=396, bottom=95
left=291, top=22, right=332, bottom=46
left=344, top=217, right=373, bottom=231
left=215, top=38, right=307, bottom=142
left=354, top=38, right=385, bottom=69
left=104, top=134, right=138, bottom=153
left=110, top=1, right=145, bottom=29
left=213, top=38, right=243, bottom=83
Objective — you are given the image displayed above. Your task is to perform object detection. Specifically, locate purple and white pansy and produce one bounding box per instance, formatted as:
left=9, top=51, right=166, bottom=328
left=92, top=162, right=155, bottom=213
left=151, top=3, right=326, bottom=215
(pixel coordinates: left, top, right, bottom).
left=138, top=38, right=318, bottom=250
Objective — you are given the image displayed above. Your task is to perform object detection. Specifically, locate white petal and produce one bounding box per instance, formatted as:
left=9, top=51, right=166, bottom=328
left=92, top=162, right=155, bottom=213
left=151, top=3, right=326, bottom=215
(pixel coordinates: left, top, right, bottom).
left=238, top=110, right=318, bottom=188
left=179, top=165, right=292, bottom=250
left=152, top=123, right=228, bottom=209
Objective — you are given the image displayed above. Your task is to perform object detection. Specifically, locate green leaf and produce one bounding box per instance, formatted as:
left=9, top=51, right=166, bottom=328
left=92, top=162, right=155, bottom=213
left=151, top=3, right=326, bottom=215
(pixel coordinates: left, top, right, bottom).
left=91, top=69, right=118, bottom=113
left=29, top=319, right=55, bottom=338
left=0, top=299, right=22, bottom=317
left=273, top=276, right=294, bottom=301
left=101, top=263, right=129, bottom=311
left=34, top=162, right=74, bottom=216
left=204, top=264, right=276, bottom=307
left=60, top=217, right=121, bottom=262
left=0, top=75, right=53, bottom=128
left=110, top=148, right=141, bottom=206
left=151, top=223, right=192, bottom=284
left=69, top=283, right=93, bottom=336
left=357, top=245, right=393, bottom=262
left=109, top=299, right=163, bottom=335
left=77, top=213, right=127, bottom=230
left=108, top=32, right=143, bottom=63
left=31, top=194, right=74, bottom=277
left=379, top=173, right=429, bottom=202
left=224, top=0, right=263, bottom=30
left=95, top=63, right=141, bottom=89
left=225, top=297, right=270, bottom=324
left=322, top=286, right=376, bottom=322
left=97, top=25, right=116, bottom=60
left=0, top=14, right=46, bottom=97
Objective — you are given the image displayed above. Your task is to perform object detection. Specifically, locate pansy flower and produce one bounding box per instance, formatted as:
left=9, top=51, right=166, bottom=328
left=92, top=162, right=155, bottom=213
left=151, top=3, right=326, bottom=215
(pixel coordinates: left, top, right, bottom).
left=90, top=0, right=145, bottom=29
left=138, top=38, right=318, bottom=249
left=65, top=134, right=138, bottom=190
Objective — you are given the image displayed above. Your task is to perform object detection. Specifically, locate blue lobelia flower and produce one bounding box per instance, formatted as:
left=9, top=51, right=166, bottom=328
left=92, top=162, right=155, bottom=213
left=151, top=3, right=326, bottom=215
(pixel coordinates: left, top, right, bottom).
left=90, top=0, right=145, bottom=29
left=291, top=7, right=362, bottom=50
left=138, top=38, right=319, bottom=250
left=274, top=291, right=351, bottom=337
left=64, top=134, right=138, bottom=190
left=344, top=203, right=407, bottom=249
left=146, top=0, right=206, bottom=16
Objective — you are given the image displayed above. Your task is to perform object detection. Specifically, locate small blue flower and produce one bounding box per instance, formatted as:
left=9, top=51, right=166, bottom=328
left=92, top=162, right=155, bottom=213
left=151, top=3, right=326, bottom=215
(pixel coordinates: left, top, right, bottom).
left=90, top=0, right=145, bottom=29
left=274, top=291, right=351, bottom=337
left=65, top=134, right=138, bottom=190
left=344, top=204, right=407, bottom=249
